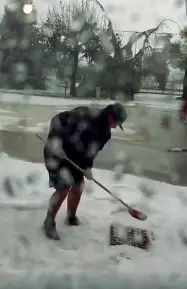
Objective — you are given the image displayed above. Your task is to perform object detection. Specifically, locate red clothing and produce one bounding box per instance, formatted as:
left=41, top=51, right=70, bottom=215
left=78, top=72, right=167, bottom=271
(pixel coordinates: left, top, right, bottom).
left=180, top=99, right=187, bottom=120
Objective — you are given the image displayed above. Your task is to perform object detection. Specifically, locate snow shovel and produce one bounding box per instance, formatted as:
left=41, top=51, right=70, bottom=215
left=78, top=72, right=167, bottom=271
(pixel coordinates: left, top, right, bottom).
left=36, top=134, right=147, bottom=221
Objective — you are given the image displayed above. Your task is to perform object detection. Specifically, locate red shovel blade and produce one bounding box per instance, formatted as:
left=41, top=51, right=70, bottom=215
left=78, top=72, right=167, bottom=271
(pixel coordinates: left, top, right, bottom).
left=128, top=208, right=147, bottom=221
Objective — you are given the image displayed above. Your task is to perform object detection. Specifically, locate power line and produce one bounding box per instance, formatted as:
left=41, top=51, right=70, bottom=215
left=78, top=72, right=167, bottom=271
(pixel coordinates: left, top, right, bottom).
left=114, top=29, right=180, bottom=37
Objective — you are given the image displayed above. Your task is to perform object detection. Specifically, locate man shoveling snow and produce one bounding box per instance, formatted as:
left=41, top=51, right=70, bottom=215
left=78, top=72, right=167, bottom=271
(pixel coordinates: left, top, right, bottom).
left=43, top=103, right=127, bottom=240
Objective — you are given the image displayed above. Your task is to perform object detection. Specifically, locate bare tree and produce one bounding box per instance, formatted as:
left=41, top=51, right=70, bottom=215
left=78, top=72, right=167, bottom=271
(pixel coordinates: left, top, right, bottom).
left=98, top=19, right=175, bottom=100
left=43, top=0, right=110, bottom=96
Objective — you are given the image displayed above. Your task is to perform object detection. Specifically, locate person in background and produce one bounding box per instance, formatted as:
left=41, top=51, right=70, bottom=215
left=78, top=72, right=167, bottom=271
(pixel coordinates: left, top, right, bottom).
left=179, top=73, right=187, bottom=120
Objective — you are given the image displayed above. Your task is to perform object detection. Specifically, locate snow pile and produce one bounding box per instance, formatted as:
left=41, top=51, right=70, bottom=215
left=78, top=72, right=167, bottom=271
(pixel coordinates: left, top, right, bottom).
left=0, top=153, right=50, bottom=209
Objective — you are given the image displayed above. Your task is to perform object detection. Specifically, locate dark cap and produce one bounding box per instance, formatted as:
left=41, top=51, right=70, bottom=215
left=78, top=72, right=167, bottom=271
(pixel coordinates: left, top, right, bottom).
left=104, top=102, right=127, bottom=130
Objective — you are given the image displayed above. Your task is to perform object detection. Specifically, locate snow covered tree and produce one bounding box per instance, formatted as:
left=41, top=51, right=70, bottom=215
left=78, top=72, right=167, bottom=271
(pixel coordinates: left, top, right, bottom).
left=0, top=0, right=45, bottom=89
left=172, top=27, right=187, bottom=100
left=42, top=0, right=112, bottom=97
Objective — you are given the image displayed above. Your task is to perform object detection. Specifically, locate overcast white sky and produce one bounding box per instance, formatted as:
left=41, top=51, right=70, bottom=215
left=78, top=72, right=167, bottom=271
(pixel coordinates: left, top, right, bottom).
left=0, top=0, right=186, bottom=34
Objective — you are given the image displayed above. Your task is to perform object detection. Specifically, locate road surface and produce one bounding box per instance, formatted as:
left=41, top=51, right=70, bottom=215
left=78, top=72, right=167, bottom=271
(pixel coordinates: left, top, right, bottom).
left=0, top=94, right=187, bottom=185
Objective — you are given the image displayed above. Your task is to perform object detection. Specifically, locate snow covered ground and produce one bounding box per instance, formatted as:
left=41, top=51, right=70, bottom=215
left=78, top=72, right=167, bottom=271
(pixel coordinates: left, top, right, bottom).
left=0, top=91, right=181, bottom=111
left=1, top=154, right=187, bottom=288
left=134, top=94, right=181, bottom=111
left=0, top=92, right=114, bottom=107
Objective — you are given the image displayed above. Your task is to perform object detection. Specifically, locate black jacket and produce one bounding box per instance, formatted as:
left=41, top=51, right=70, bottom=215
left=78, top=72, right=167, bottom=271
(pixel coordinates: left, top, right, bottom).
left=44, top=106, right=111, bottom=169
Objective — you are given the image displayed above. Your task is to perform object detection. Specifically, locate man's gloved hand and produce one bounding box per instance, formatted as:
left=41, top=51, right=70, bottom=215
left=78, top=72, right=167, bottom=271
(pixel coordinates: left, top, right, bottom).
left=84, top=168, right=93, bottom=180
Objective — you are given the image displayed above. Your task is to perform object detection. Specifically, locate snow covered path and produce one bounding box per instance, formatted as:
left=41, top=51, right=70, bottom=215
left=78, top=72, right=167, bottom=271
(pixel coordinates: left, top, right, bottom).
left=0, top=154, right=187, bottom=288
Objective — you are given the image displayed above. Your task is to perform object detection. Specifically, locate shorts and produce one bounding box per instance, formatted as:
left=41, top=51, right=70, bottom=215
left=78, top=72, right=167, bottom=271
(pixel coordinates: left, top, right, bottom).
left=46, top=160, right=84, bottom=190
